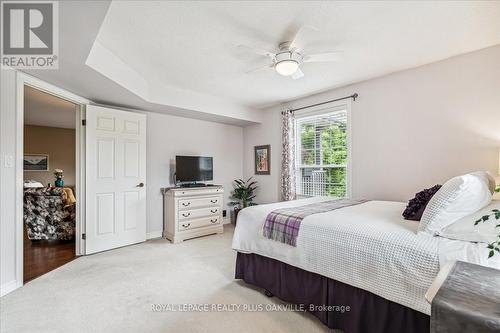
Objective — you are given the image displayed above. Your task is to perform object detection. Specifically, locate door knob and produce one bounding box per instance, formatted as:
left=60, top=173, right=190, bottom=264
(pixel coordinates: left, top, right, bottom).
left=136, top=182, right=145, bottom=187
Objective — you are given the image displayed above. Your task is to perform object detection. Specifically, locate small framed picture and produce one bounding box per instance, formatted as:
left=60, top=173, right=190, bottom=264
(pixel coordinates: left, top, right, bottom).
left=24, top=154, right=49, bottom=171
left=254, top=145, right=270, bottom=175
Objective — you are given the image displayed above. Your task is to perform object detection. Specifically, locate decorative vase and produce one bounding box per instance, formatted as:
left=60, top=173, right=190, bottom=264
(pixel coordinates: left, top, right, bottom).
left=55, top=177, right=64, bottom=187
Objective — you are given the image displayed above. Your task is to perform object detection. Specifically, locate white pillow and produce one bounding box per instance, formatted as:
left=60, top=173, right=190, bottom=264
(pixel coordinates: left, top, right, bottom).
left=439, top=201, right=500, bottom=243
left=419, top=172, right=493, bottom=235
left=471, top=171, right=496, bottom=195
left=23, top=180, right=44, bottom=188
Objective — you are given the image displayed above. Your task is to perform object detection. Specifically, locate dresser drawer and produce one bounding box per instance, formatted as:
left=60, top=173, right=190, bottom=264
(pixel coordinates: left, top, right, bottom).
left=178, top=216, right=220, bottom=231
left=178, top=207, right=220, bottom=221
left=178, top=196, right=221, bottom=210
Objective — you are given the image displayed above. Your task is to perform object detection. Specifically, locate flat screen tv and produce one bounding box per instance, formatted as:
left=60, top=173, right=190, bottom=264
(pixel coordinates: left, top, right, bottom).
left=175, top=156, right=213, bottom=183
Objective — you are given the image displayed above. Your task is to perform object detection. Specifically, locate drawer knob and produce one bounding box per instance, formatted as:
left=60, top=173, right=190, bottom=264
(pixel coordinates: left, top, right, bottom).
left=210, top=209, right=218, bottom=213
left=182, top=202, right=191, bottom=207
left=210, top=199, right=218, bottom=204
left=181, top=223, right=191, bottom=228
left=182, top=212, right=191, bottom=217
left=210, top=219, right=218, bottom=223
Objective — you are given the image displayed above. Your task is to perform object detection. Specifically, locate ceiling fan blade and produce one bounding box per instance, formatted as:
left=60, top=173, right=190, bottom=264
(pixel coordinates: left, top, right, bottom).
left=303, top=52, right=344, bottom=63
left=289, top=25, right=318, bottom=51
left=245, top=63, right=274, bottom=74
left=237, top=44, right=275, bottom=58
left=291, top=68, right=304, bottom=80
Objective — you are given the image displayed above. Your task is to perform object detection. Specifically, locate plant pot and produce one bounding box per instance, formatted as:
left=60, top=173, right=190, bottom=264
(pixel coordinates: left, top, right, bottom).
left=234, top=207, right=241, bottom=225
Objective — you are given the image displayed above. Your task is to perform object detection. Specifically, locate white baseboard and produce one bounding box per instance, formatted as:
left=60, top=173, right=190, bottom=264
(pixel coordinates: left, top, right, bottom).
left=1, top=280, right=20, bottom=297
left=146, top=231, right=163, bottom=240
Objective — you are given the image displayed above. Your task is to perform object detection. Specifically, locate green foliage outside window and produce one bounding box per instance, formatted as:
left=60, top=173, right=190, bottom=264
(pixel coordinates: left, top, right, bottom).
left=298, top=115, right=348, bottom=198
left=300, top=124, right=315, bottom=165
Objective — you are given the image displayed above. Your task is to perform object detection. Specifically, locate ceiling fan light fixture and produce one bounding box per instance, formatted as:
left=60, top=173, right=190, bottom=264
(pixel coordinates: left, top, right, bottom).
left=275, top=60, right=299, bottom=76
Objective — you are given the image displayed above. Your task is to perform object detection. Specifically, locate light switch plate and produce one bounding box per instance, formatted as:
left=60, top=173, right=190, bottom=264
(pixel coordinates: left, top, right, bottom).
left=4, top=155, right=14, bottom=168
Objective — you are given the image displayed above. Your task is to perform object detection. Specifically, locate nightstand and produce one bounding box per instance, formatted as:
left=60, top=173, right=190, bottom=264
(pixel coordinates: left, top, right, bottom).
left=426, top=261, right=500, bottom=333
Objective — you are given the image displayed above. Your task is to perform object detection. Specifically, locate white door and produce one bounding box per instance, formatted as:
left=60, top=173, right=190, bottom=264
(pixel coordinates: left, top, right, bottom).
left=85, top=105, right=146, bottom=254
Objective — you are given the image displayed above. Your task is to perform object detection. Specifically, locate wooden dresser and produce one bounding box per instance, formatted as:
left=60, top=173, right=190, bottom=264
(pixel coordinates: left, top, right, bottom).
left=163, top=186, right=224, bottom=243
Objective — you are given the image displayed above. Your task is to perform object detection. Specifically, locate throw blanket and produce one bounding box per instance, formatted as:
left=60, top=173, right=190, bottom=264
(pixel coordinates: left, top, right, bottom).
left=62, top=187, right=76, bottom=208
left=263, top=199, right=369, bottom=246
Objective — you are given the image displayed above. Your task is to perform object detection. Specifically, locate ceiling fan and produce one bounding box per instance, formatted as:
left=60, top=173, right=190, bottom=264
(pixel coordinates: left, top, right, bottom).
left=240, top=26, right=343, bottom=80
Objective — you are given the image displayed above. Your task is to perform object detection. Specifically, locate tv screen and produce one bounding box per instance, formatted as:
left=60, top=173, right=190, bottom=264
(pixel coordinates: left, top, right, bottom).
left=176, top=156, right=213, bottom=182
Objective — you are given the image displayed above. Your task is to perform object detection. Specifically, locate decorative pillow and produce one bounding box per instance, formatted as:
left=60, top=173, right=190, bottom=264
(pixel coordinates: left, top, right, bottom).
left=440, top=201, right=500, bottom=243
left=402, top=185, right=442, bottom=221
left=418, top=172, right=493, bottom=235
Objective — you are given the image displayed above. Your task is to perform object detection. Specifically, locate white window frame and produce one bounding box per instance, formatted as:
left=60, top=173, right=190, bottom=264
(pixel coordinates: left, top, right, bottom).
left=294, top=99, right=352, bottom=198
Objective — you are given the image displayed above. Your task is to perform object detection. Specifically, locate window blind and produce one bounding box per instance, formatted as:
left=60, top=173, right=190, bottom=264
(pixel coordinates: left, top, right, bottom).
left=295, top=109, right=348, bottom=198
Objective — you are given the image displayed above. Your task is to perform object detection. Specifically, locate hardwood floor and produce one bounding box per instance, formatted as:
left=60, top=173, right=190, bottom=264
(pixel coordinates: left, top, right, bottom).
left=23, top=225, right=76, bottom=283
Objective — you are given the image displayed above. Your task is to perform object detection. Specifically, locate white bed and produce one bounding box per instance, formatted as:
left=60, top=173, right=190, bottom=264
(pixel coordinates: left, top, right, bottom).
left=232, top=197, right=499, bottom=315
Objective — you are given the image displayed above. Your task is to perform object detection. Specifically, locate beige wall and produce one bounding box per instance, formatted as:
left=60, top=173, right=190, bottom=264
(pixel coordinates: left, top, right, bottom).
left=24, top=125, right=76, bottom=186
left=244, top=45, right=500, bottom=203
left=146, top=111, right=243, bottom=235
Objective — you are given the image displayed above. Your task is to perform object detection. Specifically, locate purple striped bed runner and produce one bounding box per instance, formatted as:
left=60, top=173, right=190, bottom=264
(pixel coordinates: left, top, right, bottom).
left=263, top=199, right=369, bottom=246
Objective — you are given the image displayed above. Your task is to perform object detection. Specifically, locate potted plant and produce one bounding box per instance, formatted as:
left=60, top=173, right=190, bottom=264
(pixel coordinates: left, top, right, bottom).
left=228, top=177, right=258, bottom=224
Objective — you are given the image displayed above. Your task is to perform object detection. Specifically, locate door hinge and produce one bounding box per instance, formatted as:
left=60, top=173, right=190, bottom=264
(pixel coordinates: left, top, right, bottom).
left=82, top=233, right=86, bottom=240
left=82, top=119, right=86, bottom=126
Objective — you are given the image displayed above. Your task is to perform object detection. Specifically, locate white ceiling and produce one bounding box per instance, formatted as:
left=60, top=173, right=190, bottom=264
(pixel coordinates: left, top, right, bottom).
left=23, top=1, right=262, bottom=126
left=24, top=86, right=77, bottom=129
left=23, top=1, right=500, bottom=125
left=95, top=1, right=500, bottom=109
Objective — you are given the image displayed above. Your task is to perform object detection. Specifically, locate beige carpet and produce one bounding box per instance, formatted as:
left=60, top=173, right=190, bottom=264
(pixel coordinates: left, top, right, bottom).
left=1, top=225, right=333, bottom=333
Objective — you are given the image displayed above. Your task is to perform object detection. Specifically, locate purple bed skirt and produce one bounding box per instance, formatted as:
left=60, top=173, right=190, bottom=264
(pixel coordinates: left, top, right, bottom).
left=235, top=252, right=430, bottom=333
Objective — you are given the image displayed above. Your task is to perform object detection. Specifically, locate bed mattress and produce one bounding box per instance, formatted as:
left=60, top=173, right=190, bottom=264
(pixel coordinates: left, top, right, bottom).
left=232, top=197, right=497, bottom=315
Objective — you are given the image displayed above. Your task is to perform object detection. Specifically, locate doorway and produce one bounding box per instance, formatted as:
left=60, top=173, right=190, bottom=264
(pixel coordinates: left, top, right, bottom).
left=22, top=85, right=81, bottom=282
left=14, top=73, right=147, bottom=291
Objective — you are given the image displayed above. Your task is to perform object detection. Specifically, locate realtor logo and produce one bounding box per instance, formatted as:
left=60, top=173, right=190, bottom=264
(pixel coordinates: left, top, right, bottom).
left=1, top=1, right=58, bottom=69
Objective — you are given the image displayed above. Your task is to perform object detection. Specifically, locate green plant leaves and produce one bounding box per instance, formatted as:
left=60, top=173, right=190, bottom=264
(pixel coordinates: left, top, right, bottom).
left=229, top=177, right=258, bottom=208
left=475, top=209, right=500, bottom=259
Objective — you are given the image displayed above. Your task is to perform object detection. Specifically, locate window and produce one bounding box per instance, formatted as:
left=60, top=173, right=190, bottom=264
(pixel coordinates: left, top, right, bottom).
left=295, top=106, right=350, bottom=198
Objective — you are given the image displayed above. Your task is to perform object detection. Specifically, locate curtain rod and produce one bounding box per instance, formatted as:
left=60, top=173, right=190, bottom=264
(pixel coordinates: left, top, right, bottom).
left=285, top=93, right=358, bottom=113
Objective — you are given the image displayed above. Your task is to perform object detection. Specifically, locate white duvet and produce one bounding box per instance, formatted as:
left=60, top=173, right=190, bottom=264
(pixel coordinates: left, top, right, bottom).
left=231, top=198, right=500, bottom=315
